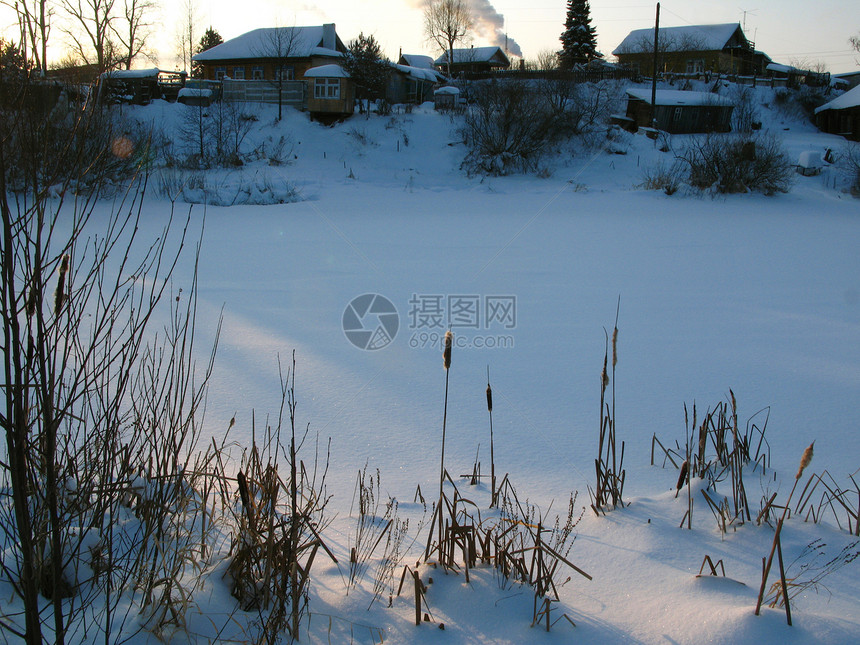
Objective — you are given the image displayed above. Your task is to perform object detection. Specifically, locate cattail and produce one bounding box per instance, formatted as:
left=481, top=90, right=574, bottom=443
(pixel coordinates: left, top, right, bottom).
left=26, top=280, right=38, bottom=317
left=795, top=442, right=814, bottom=480
left=601, top=354, right=609, bottom=391
left=54, top=254, right=70, bottom=315
left=486, top=383, right=492, bottom=412
left=612, top=327, right=618, bottom=368
left=237, top=470, right=250, bottom=508
left=443, top=330, right=452, bottom=369
left=676, top=460, right=688, bottom=491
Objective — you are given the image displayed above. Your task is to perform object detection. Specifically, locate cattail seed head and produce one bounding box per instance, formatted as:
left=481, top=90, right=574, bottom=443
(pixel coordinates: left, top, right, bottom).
left=54, top=255, right=70, bottom=316
left=237, top=470, right=250, bottom=508
left=486, top=384, right=492, bottom=412
left=796, top=441, right=814, bottom=480
left=443, top=331, right=452, bottom=369
left=612, top=327, right=618, bottom=368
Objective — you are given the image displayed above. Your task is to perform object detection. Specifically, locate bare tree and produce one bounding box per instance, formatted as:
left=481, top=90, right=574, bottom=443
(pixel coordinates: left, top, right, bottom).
left=1, top=0, right=52, bottom=76
left=60, top=0, right=119, bottom=73
left=174, top=0, right=198, bottom=72
left=113, top=0, right=157, bottom=69
left=254, top=25, right=300, bottom=121
left=423, top=0, right=472, bottom=78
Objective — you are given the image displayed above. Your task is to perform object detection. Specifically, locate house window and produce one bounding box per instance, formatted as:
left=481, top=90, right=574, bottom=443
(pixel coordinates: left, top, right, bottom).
left=215, top=67, right=226, bottom=80
left=686, top=59, right=705, bottom=75
left=275, top=66, right=295, bottom=81
left=314, top=78, right=340, bottom=99
left=252, top=66, right=264, bottom=80
left=232, top=66, right=245, bottom=79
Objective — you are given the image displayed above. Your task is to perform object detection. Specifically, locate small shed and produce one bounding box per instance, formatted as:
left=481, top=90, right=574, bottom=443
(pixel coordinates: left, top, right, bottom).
left=625, top=88, right=733, bottom=134
left=387, top=64, right=443, bottom=104
left=178, top=87, right=213, bottom=107
left=434, top=85, right=460, bottom=111
left=305, top=64, right=354, bottom=118
left=99, top=68, right=161, bottom=104
left=814, top=84, right=860, bottom=142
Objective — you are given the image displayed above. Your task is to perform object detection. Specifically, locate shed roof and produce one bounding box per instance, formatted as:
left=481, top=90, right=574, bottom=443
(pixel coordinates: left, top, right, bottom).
left=626, top=88, right=733, bottom=107
left=393, top=63, right=444, bottom=83
left=101, top=68, right=160, bottom=79
left=613, top=23, right=744, bottom=56
left=815, top=84, right=860, bottom=113
left=434, top=46, right=509, bottom=66
left=399, top=54, right=435, bottom=70
left=193, top=25, right=344, bottom=62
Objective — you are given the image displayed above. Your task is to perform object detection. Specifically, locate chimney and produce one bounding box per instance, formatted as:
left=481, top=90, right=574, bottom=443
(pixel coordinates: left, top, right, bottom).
left=322, top=23, right=336, bottom=51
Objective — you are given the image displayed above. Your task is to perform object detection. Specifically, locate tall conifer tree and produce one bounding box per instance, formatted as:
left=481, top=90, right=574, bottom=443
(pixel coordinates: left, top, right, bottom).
left=559, top=0, right=602, bottom=69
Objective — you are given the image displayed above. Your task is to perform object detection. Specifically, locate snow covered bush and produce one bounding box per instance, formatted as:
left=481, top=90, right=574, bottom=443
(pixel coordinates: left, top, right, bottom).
left=727, top=84, right=760, bottom=133
left=461, top=80, right=557, bottom=175
left=679, top=132, right=794, bottom=195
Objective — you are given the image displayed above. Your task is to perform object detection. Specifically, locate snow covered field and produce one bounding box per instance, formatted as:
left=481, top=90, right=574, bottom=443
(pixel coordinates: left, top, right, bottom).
left=12, top=83, right=860, bottom=644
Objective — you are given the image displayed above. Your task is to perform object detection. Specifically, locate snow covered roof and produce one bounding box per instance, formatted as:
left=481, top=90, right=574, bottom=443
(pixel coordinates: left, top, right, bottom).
left=434, top=86, right=460, bottom=95
left=815, top=84, right=860, bottom=113
left=178, top=87, right=212, bottom=98
left=626, top=88, right=733, bottom=107
left=193, top=25, right=344, bottom=62
left=434, top=47, right=510, bottom=66
left=303, top=64, right=349, bottom=78
left=101, top=68, right=160, bottom=79
left=613, top=23, right=745, bottom=56
left=399, top=54, right=435, bottom=70
left=393, top=63, right=444, bottom=83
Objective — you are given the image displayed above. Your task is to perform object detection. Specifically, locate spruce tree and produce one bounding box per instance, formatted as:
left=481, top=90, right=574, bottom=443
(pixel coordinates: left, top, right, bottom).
left=342, top=33, right=391, bottom=109
left=191, top=27, right=223, bottom=79
left=559, top=0, right=602, bottom=69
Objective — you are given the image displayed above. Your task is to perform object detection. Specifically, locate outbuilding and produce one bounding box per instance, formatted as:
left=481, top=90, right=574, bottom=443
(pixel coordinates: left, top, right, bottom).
left=814, top=84, right=860, bottom=141
left=305, top=64, right=354, bottom=119
left=625, top=88, right=734, bottom=133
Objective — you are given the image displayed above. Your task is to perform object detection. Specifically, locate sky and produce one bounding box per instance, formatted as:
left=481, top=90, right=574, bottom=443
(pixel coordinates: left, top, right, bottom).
left=163, top=0, right=859, bottom=73
left=0, top=1, right=857, bottom=73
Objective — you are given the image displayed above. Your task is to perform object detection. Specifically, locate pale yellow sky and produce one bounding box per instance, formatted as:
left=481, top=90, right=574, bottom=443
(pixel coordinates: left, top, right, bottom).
left=2, top=0, right=858, bottom=73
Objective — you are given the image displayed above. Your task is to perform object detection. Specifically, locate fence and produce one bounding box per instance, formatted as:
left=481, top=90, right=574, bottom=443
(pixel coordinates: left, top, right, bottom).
left=221, top=79, right=306, bottom=107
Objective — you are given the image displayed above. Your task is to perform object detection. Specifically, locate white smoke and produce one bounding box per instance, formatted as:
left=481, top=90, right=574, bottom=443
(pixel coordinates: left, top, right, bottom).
left=407, top=0, right=523, bottom=59
left=469, top=0, right=522, bottom=58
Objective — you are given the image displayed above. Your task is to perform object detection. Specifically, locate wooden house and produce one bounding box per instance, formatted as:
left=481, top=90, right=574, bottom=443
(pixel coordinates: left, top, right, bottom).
left=625, top=88, right=734, bottom=134
left=434, top=46, right=510, bottom=75
left=613, top=23, right=757, bottom=77
left=814, top=85, right=860, bottom=141
left=305, top=64, right=354, bottom=118
left=192, top=24, right=347, bottom=83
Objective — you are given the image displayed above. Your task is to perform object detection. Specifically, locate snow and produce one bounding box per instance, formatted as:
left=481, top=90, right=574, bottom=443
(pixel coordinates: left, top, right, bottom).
left=434, top=85, right=460, bottom=95
left=434, top=46, right=508, bottom=65
left=400, top=54, right=436, bottom=70
left=613, top=23, right=744, bottom=55
left=101, top=67, right=160, bottom=79
left=393, top=63, right=444, bottom=83
left=177, top=87, right=212, bottom=98
left=304, top=64, right=349, bottom=78
left=192, top=25, right=343, bottom=62
left=627, top=88, right=734, bottom=106
left=6, top=82, right=860, bottom=644
left=815, top=84, right=860, bottom=113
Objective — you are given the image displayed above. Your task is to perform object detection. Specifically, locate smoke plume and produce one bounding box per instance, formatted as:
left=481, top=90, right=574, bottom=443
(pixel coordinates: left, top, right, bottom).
left=469, top=0, right=522, bottom=58
left=408, top=0, right=523, bottom=59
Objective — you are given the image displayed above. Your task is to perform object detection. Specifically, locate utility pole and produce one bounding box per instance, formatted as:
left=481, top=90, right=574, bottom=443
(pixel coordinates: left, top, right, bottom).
left=651, top=2, right=660, bottom=128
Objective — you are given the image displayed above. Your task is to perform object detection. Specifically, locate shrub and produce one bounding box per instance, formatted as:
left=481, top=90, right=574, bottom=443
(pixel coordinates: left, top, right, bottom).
left=461, top=80, right=554, bottom=175
left=679, top=133, right=794, bottom=195
left=640, top=159, right=685, bottom=195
